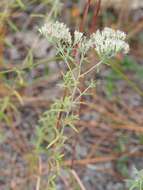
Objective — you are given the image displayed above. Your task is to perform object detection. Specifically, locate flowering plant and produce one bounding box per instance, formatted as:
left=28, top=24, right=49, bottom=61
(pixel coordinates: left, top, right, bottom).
left=36, top=20, right=129, bottom=189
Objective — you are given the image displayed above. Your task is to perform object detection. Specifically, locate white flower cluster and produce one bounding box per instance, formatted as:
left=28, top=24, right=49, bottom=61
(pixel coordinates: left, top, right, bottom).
left=39, top=21, right=129, bottom=58
left=39, top=21, right=72, bottom=45
left=91, top=27, right=129, bottom=58
left=73, top=31, right=83, bottom=45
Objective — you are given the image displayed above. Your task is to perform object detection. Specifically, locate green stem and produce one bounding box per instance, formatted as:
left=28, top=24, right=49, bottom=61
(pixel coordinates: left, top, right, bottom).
left=110, top=61, right=143, bottom=97
left=80, top=60, right=103, bottom=78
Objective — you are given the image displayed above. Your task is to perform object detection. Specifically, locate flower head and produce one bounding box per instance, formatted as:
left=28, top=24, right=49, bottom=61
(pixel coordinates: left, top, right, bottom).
left=73, top=31, right=83, bottom=45
left=39, top=21, right=72, bottom=45
left=90, top=27, right=129, bottom=58
left=39, top=21, right=129, bottom=58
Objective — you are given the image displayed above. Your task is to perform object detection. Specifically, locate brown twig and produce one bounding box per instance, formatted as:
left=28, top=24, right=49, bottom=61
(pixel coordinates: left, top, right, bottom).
left=36, top=156, right=42, bottom=190
left=65, top=152, right=143, bottom=166
left=128, top=19, right=143, bottom=39
left=89, top=0, right=101, bottom=33
left=79, top=0, right=91, bottom=32
left=117, top=0, right=130, bottom=28
left=70, top=169, right=87, bottom=190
